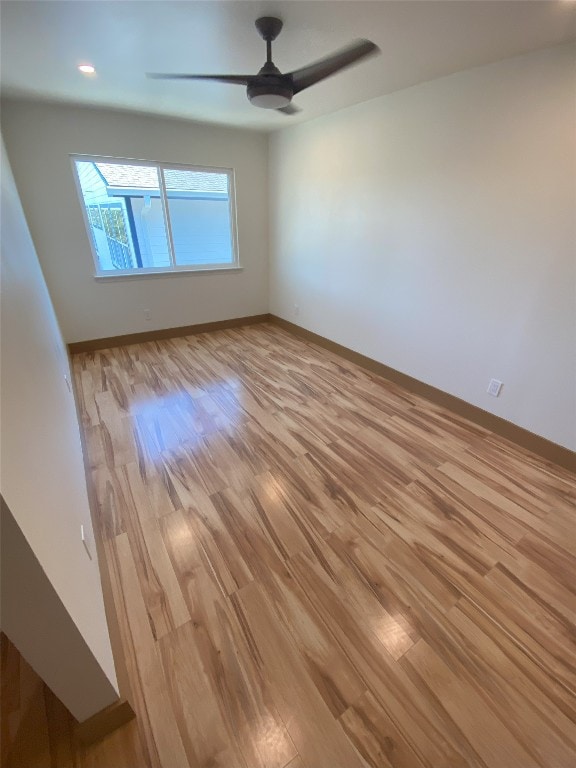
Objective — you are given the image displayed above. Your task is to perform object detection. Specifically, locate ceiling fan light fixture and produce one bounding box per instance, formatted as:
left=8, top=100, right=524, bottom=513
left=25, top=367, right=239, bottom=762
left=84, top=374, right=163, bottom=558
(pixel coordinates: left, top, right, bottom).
left=247, top=80, right=293, bottom=109
left=248, top=91, right=291, bottom=109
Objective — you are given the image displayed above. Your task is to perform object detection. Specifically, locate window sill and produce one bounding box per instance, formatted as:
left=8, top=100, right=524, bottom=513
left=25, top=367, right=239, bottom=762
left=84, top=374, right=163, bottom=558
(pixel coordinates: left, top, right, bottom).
left=94, top=266, right=243, bottom=282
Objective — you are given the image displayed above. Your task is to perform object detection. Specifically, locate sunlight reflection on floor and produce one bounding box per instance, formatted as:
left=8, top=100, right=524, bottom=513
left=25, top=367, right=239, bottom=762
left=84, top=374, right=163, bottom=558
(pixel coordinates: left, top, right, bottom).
left=130, top=382, right=241, bottom=463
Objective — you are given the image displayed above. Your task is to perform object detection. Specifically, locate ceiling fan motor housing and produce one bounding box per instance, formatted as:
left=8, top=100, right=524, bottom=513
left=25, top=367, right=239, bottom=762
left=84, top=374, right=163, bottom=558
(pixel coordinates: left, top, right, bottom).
left=247, top=63, right=293, bottom=108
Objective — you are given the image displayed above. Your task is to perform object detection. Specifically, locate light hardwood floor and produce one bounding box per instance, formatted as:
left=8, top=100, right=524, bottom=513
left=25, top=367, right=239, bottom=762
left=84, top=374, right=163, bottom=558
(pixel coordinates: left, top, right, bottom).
left=7, top=322, right=575, bottom=767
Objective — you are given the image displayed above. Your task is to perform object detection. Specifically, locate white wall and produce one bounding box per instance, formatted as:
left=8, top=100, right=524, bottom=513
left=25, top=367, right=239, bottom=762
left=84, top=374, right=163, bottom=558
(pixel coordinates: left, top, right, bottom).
left=269, top=44, right=576, bottom=451
left=0, top=136, right=119, bottom=719
left=0, top=101, right=269, bottom=343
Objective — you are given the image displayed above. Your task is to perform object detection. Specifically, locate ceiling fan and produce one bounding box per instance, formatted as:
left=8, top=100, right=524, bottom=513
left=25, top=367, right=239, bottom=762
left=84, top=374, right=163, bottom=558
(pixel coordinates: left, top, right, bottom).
left=147, top=17, right=379, bottom=115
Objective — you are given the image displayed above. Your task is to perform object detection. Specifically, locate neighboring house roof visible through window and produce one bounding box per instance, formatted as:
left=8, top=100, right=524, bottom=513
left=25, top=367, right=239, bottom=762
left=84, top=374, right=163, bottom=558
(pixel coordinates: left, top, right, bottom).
left=94, top=163, right=228, bottom=193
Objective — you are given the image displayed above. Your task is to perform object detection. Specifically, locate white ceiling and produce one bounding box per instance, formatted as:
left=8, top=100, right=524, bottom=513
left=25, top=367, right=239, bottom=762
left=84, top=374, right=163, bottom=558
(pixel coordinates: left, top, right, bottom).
left=1, top=1, right=575, bottom=131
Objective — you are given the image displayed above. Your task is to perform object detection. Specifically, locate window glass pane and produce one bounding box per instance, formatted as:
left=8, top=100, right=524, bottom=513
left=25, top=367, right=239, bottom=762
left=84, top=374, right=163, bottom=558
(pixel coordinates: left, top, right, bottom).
left=162, top=168, right=234, bottom=266
left=74, top=160, right=171, bottom=271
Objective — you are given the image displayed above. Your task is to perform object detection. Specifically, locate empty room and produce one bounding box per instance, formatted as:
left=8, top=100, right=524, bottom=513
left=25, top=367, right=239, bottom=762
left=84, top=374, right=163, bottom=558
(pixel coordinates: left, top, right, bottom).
left=1, top=1, right=575, bottom=766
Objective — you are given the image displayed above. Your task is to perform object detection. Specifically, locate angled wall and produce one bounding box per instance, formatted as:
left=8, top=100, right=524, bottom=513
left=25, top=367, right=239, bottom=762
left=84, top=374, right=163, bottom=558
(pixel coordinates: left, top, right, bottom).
left=0, top=136, right=119, bottom=720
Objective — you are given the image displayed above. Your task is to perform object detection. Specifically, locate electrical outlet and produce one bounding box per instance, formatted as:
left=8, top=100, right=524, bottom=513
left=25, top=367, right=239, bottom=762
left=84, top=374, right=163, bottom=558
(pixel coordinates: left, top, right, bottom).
left=487, top=378, right=503, bottom=397
left=144, top=309, right=151, bottom=321
left=80, top=524, right=93, bottom=560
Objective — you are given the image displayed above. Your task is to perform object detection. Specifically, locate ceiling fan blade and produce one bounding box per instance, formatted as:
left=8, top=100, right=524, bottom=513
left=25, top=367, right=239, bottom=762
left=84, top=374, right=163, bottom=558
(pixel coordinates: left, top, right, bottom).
left=276, top=104, right=302, bottom=116
left=290, top=39, right=379, bottom=95
left=147, top=73, right=250, bottom=85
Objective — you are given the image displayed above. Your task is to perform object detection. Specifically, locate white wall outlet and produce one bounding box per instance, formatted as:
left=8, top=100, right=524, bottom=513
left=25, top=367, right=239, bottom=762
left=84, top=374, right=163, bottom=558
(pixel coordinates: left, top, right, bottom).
left=64, top=374, right=72, bottom=393
left=144, top=309, right=151, bottom=321
left=487, top=378, right=503, bottom=397
left=294, top=303, right=300, bottom=316
left=80, top=524, right=93, bottom=560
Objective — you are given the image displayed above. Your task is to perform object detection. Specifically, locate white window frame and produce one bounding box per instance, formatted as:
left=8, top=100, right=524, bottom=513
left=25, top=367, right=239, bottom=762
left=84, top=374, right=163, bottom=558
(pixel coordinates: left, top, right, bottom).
left=71, top=154, right=240, bottom=278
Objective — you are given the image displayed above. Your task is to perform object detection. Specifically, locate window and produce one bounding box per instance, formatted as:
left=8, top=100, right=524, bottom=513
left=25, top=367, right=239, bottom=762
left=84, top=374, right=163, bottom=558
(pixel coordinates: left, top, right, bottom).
left=72, top=156, right=238, bottom=276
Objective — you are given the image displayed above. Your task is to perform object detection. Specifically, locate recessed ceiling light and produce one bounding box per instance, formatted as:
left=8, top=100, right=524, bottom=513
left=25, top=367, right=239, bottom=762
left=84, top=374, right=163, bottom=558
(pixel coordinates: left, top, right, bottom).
left=78, top=64, right=95, bottom=74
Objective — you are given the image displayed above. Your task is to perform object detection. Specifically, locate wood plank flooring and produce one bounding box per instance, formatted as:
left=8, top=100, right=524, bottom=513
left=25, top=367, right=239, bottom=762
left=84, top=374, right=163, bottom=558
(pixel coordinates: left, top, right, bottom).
left=13, top=322, right=576, bottom=767
left=1, top=632, right=149, bottom=768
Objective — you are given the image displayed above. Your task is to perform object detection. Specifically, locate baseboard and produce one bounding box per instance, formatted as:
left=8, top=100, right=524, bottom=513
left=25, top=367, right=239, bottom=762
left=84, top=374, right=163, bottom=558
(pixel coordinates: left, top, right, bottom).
left=74, top=698, right=135, bottom=746
left=68, top=313, right=271, bottom=354
left=270, top=315, right=575, bottom=473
